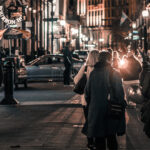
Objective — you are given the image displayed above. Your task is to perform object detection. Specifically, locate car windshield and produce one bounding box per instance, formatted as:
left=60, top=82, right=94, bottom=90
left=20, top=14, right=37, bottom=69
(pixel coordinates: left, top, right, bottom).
left=30, top=55, right=64, bottom=66
left=27, top=56, right=43, bottom=65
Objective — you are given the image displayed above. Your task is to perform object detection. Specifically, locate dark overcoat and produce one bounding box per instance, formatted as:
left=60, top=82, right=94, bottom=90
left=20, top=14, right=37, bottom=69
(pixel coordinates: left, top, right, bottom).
left=83, top=62, right=126, bottom=137
left=142, top=72, right=150, bottom=99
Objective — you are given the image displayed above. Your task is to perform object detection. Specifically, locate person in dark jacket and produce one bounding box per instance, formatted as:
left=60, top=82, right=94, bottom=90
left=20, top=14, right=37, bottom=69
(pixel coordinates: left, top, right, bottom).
left=63, top=42, right=73, bottom=85
left=83, top=51, right=126, bottom=150
left=141, top=70, right=150, bottom=100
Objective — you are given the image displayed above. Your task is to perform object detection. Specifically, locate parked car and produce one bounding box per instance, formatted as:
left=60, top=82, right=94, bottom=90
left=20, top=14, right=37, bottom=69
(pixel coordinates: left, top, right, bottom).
left=15, top=54, right=84, bottom=88
left=73, top=50, right=89, bottom=60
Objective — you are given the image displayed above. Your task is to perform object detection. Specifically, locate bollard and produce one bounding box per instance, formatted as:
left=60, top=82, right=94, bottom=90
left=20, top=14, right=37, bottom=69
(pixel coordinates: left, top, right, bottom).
left=0, top=58, right=19, bottom=105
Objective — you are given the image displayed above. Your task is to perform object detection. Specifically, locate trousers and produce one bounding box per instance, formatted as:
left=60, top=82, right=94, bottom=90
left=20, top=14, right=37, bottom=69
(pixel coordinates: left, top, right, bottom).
left=95, top=135, right=118, bottom=150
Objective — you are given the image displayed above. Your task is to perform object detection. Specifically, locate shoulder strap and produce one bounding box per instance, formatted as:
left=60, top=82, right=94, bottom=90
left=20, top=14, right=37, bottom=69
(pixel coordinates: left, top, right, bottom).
left=107, top=67, right=116, bottom=101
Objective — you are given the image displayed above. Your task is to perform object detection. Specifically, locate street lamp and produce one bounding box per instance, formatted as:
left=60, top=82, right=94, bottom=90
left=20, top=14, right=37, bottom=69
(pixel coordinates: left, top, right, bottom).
left=132, top=22, right=136, bottom=29
left=142, top=9, right=149, bottom=53
left=60, top=20, right=66, bottom=26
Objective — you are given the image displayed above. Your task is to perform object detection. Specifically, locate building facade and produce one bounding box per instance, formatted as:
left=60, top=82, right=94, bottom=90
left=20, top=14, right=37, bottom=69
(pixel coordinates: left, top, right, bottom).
left=77, top=0, right=140, bottom=51
left=0, top=0, right=81, bottom=61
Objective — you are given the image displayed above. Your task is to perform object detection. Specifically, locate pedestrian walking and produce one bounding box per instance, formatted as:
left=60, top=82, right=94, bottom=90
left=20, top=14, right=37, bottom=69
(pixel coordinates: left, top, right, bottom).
left=74, top=50, right=99, bottom=149
left=83, top=51, right=126, bottom=150
left=120, top=51, right=142, bottom=105
left=63, top=42, right=73, bottom=85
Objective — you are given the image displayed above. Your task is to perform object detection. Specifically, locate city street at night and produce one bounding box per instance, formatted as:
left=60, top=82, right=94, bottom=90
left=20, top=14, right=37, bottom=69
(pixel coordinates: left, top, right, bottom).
left=0, top=0, right=150, bottom=150
left=0, top=82, right=149, bottom=149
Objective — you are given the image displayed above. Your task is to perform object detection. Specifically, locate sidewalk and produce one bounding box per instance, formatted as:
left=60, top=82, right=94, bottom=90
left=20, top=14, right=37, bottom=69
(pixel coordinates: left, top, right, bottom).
left=0, top=101, right=150, bottom=150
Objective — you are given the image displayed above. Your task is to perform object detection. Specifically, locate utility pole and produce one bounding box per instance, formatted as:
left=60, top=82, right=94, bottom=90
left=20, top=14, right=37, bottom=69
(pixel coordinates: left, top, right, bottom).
left=22, top=5, right=27, bottom=58
left=47, top=0, right=49, bottom=54
left=39, top=0, right=43, bottom=49
left=51, top=1, right=54, bottom=54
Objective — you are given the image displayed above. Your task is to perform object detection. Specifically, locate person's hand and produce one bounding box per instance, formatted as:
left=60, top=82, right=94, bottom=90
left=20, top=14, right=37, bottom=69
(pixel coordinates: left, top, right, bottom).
left=138, top=48, right=144, bottom=54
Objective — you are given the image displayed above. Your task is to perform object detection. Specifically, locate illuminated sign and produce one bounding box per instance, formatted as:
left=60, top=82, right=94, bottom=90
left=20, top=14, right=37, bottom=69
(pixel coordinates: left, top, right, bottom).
left=133, top=30, right=138, bottom=34
left=133, top=35, right=139, bottom=40
left=0, top=6, right=22, bottom=25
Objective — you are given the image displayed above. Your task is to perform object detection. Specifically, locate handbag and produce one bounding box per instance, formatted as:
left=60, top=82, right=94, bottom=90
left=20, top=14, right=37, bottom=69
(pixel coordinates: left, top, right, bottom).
left=73, top=73, right=87, bottom=94
left=107, top=69, right=124, bottom=119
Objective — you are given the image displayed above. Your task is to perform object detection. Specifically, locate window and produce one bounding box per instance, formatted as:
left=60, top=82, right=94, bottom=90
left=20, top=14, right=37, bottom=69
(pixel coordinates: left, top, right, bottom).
left=105, top=0, right=107, bottom=7
left=108, top=0, right=110, bottom=6
left=95, top=0, right=98, bottom=5
left=108, top=9, right=110, bottom=17
left=95, top=11, right=97, bottom=16
left=111, top=0, right=116, bottom=7
left=99, top=0, right=102, bottom=3
left=126, top=9, right=129, bottom=15
left=123, top=0, right=126, bottom=4
left=112, top=9, right=116, bottom=17
left=119, top=0, right=122, bottom=5
left=92, top=11, right=94, bottom=16
left=92, top=0, right=95, bottom=5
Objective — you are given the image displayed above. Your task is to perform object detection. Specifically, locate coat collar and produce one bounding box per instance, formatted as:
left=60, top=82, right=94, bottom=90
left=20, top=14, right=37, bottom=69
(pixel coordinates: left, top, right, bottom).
left=94, top=61, right=110, bottom=69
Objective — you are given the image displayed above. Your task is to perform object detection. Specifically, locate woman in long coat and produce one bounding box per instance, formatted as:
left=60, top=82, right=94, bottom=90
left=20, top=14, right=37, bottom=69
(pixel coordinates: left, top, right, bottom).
left=84, top=51, right=126, bottom=150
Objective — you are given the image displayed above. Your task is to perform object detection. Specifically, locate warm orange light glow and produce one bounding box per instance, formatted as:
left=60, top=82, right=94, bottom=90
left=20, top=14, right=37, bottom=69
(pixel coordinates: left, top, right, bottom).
left=119, top=59, right=128, bottom=68
left=120, top=59, right=125, bottom=66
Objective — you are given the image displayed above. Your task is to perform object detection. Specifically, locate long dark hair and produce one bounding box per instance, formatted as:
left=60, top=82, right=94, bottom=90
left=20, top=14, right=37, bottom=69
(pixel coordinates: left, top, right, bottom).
left=98, top=51, right=112, bottom=63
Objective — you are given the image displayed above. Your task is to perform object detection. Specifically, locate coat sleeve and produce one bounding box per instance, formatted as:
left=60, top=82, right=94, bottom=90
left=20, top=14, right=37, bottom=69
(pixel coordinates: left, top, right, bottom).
left=142, top=73, right=150, bottom=97
left=112, top=71, right=126, bottom=107
left=84, top=73, right=92, bottom=106
left=74, top=64, right=86, bottom=84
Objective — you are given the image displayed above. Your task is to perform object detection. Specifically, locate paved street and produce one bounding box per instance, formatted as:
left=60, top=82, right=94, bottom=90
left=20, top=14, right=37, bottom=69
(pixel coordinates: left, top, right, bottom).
left=0, top=82, right=75, bottom=105
left=0, top=82, right=149, bottom=150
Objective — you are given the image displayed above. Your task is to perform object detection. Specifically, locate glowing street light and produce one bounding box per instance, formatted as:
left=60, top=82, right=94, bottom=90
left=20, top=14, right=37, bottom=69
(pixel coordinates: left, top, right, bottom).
left=99, top=38, right=104, bottom=42
left=60, top=20, right=66, bottom=26
left=142, top=10, right=149, bottom=17
left=142, top=9, right=149, bottom=53
left=132, top=22, right=136, bottom=29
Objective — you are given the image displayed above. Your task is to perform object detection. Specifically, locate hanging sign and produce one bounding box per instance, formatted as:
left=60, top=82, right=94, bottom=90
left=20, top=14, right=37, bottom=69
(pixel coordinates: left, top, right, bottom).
left=0, top=6, right=22, bottom=25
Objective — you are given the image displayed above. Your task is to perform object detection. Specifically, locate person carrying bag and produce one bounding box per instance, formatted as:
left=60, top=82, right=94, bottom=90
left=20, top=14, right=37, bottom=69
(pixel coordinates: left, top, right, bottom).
left=74, top=50, right=99, bottom=149
left=83, top=51, right=127, bottom=150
